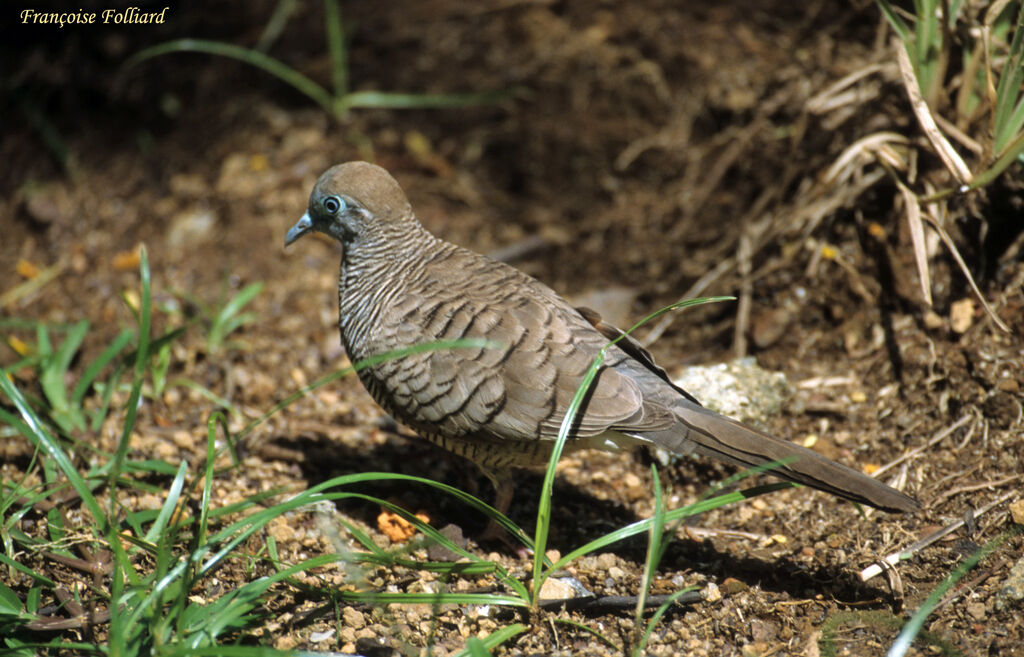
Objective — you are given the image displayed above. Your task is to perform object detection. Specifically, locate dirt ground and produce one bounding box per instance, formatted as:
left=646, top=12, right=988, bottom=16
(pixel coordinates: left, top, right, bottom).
left=3, top=1, right=1024, bottom=655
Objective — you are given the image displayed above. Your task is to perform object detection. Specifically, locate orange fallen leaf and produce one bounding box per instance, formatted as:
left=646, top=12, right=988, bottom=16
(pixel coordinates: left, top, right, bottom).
left=249, top=153, right=269, bottom=172
left=113, top=249, right=141, bottom=271
left=16, top=259, right=40, bottom=279
left=169, top=500, right=192, bottom=526
left=7, top=336, right=31, bottom=356
left=377, top=508, right=430, bottom=543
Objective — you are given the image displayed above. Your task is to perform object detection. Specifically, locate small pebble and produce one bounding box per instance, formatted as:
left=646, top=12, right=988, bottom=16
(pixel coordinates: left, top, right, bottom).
left=342, top=605, right=366, bottom=630
left=1010, top=498, right=1024, bottom=526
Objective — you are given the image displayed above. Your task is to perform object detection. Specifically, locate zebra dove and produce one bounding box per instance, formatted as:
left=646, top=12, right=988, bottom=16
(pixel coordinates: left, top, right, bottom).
left=285, top=162, right=919, bottom=523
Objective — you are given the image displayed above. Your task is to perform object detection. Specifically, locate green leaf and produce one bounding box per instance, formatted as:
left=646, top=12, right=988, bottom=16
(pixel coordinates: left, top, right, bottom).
left=876, top=0, right=912, bottom=42
left=453, top=624, right=528, bottom=657
left=466, top=637, right=492, bottom=657
left=143, top=460, right=189, bottom=544
left=0, top=553, right=55, bottom=587
left=0, top=582, right=24, bottom=615
left=209, top=282, right=263, bottom=348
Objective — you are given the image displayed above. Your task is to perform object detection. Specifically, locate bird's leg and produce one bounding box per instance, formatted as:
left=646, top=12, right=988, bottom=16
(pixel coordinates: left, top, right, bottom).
left=474, top=468, right=534, bottom=558
left=478, top=468, right=516, bottom=542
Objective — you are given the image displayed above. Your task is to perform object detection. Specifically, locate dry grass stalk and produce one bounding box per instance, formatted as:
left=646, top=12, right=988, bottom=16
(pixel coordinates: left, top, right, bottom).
left=895, top=41, right=973, bottom=185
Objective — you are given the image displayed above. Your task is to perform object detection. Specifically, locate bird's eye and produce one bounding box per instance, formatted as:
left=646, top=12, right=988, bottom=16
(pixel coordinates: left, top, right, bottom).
left=323, top=196, right=344, bottom=214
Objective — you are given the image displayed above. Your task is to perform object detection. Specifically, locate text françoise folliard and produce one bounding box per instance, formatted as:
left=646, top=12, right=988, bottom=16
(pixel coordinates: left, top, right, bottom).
left=20, top=7, right=169, bottom=28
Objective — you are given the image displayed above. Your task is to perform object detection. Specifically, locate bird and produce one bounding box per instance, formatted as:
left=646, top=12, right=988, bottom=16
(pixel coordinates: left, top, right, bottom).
left=284, top=161, right=920, bottom=531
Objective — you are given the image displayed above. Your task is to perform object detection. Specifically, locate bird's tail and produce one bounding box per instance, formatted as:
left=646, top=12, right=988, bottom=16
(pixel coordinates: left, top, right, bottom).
left=639, top=399, right=920, bottom=513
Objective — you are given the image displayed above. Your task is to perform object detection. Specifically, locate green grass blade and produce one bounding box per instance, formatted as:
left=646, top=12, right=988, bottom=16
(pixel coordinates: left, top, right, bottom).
left=118, top=557, right=191, bottom=637
left=453, top=624, right=528, bottom=657
left=199, top=414, right=224, bottom=551
left=0, top=581, right=25, bottom=615
left=465, top=637, right=493, bottom=657
left=331, top=591, right=527, bottom=607
left=40, top=320, right=89, bottom=431
left=345, top=89, right=512, bottom=110
left=0, top=553, right=55, bottom=587
left=323, top=0, right=347, bottom=98
left=532, top=296, right=735, bottom=601
left=51, top=320, right=89, bottom=381
left=121, top=326, right=187, bottom=364
left=876, top=0, right=913, bottom=42
left=0, top=374, right=106, bottom=527
left=549, top=482, right=793, bottom=573
left=209, top=282, right=263, bottom=347
left=72, top=328, right=133, bottom=406
left=634, top=463, right=666, bottom=642
left=994, top=97, right=1024, bottom=154
left=123, top=459, right=184, bottom=476
left=125, top=40, right=338, bottom=118
left=102, top=247, right=155, bottom=607
left=142, top=460, right=189, bottom=545
left=636, top=586, right=699, bottom=653
left=90, top=359, right=126, bottom=432
left=968, top=129, right=1024, bottom=189
left=256, top=0, right=297, bottom=51
left=169, top=378, right=238, bottom=415
left=109, top=246, right=151, bottom=486
left=992, top=3, right=1024, bottom=148
left=553, top=617, right=619, bottom=650
left=161, top=648, right=319, bottom=657
left=356, top=555, right=501, bottom=576
left=299, top=471, right=530, bottom=551
left=531, top=345, right=602, bottom=600
left=332, top=516, right=389, bottom=559
left=0, top=640, right=101, bottom=656
left=916, top=0, right=941, bottom=96
left=887, top=527, right=1021, bottom=657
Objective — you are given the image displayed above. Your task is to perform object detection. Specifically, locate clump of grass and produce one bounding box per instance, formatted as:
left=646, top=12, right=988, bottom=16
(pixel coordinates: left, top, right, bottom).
left=1, top=318, right=132, bottom=435
left=125, top=0, right=508, bottom=121
left=174, top=280, right=264, bottom=355
left=875, top=0, right=1024, bottom=190
left=867, top=0, right=1024, bottom=331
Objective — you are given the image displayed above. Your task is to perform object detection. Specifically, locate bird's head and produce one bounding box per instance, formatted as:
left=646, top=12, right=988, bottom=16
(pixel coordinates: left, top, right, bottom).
left=285, top=161, right=414, bottom=248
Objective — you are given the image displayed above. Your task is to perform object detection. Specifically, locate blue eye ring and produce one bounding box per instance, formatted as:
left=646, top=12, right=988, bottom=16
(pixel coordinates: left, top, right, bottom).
left=323, top=196, right=344, bottom=214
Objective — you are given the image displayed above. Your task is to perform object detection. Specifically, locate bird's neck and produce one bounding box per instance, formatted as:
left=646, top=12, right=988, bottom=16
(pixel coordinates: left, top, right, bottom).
left=336, top=221, right=437, bottom=353
left=340, top=220, right=433, bottom=282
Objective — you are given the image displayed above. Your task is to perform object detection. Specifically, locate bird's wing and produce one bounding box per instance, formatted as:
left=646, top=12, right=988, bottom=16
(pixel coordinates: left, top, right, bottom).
left=576, top=306, right=702, bottom=405
left=367, top=248, right=676, bottom=445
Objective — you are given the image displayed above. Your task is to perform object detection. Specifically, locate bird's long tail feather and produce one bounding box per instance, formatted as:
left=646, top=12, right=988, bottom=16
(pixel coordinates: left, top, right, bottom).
left=640, top=400, right=919, bottom=513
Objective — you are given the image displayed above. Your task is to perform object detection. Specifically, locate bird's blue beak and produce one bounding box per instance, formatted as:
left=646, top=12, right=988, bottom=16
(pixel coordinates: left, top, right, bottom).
left=285, top=213, right=314, bottom=246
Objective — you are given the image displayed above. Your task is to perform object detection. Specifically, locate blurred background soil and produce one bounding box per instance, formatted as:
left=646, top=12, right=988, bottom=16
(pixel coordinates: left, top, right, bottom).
left=2, top=0, right=1023, bottom=654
